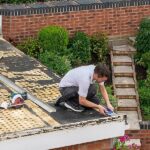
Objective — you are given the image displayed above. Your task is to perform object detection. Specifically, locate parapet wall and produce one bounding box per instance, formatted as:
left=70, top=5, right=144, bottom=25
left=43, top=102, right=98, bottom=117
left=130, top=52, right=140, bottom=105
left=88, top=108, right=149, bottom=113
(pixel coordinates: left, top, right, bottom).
left=1, top=0, right=150, bottom=43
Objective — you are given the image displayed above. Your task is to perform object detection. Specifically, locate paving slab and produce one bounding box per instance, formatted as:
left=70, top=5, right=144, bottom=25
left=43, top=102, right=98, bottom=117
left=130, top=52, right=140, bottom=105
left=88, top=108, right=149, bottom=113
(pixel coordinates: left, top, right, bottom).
left=114, top=77, right=135, bottom=87
left=114, top=66, right=134, bottom=76
left=117, top=111, right=140, bottom=130
left=116, top=88, right=136, bottom=96
left=112, top=45, right=136, bottom=54
left=118, top=99, right=137, bottom=108
left=112, top=55, right=132, bottom=65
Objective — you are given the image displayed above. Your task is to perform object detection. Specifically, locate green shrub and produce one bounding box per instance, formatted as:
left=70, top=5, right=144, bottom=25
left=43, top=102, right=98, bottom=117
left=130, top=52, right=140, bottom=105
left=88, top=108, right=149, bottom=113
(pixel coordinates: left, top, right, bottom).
left=138, top=80, right=150, bottom=120
left=145, top=69, right=150, bottom=87
left=39, top=51, right=72, bottom=76
left=141, top=52, right=150, bottom=68
left=38, top=26, right=69, bottom=54
left=69, top=31, right=91, bottom=66
left=135, top=18, right=150, bottom=54
left=96, top=84, right=117, bottom=108
left=17, top=37, right=41, bottom=58
left=139, top=86, right=150, bottom=105
left=90, top=32, right=109, bottom=63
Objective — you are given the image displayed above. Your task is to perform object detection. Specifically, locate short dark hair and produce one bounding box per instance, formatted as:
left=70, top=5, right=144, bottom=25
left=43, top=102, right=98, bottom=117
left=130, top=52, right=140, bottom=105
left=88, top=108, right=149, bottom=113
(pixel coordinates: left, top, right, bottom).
left=94, top=63, right=110, bottom=78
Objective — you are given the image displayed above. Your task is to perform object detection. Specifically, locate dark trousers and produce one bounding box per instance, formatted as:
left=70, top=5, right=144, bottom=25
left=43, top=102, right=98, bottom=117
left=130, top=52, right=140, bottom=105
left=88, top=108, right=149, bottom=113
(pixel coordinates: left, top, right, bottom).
left=59, top=84, right=100, bottom=105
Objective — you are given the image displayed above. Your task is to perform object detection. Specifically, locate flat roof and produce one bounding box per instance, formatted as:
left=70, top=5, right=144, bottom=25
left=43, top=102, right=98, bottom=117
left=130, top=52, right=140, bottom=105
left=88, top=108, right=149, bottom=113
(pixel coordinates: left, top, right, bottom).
left=0, top=39, right=126, bottom=147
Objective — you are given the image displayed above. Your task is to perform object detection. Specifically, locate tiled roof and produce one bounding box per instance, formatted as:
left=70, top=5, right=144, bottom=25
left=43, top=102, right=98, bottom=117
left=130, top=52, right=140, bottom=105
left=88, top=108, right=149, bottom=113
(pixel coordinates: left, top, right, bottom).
left=0, top=38, right=123, bottom=142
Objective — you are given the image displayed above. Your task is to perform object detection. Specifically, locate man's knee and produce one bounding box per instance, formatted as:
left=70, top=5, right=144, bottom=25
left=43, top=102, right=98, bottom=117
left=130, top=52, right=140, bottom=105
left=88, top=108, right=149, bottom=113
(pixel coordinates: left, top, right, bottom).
left=60, top=87, right=78, bottom=100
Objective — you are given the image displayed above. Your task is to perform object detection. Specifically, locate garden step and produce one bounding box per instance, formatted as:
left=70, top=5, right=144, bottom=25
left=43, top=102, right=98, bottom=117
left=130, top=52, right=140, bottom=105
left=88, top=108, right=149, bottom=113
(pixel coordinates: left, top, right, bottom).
left=109, top=38, right=128, bottom=48
left=125, top=139, right=141, bottom=149
left=116, top=88, right=136, bottom=99
left=114, top=66, right=134, bottom=77
left=117, top=99, right=138, bottom=111
left=117, top=111, right=140, bottom=130
left=112, top=55, right=132, bottom=66
left=114, top=77, right=135, bottom=88
left=112, top=45, right=136, bottom=55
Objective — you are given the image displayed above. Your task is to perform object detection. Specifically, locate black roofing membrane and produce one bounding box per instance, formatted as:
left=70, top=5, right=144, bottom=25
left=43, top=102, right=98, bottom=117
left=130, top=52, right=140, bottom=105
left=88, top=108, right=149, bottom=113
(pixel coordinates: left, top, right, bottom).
left=51, top=104, right=106, bottom=124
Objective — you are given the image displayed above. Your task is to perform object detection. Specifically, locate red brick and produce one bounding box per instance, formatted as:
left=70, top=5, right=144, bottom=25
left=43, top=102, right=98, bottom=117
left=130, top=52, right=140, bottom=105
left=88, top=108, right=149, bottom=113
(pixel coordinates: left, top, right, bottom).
left=2, top=5, right=150, bottom=43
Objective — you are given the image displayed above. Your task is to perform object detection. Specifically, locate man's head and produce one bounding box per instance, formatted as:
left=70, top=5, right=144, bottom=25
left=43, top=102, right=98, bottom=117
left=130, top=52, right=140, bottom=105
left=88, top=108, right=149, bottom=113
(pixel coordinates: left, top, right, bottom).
left=93, top=63, right=110, bottom=83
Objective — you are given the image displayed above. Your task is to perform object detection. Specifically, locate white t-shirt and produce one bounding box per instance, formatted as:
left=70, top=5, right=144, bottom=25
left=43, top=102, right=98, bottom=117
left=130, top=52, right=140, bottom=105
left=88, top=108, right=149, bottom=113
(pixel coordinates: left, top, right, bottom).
left=59, top=65, right=104, bottom=97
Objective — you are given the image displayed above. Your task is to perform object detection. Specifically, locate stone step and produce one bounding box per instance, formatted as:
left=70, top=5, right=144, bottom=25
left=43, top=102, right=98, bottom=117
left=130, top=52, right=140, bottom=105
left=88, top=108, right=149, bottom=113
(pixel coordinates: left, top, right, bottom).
left=117, top=99, right=138, bottom=111
left=114, top=66, right=134, bottom=77
left=112, top=55, right=132, bottom=66
left=117, top=111, right=140, bottom=130
left=114, top=77, right=135, bottom=88
left=109, top=38, right=128, bottom=48
left=125, top=139, right=141, bottom=149
left=116, top=88, right=136, bottom=99
left=112, top=45, right=136, bottom=55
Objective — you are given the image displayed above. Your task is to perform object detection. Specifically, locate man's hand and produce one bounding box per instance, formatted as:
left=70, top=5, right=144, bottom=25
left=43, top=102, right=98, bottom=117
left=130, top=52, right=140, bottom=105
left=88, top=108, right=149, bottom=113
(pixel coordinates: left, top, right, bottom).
left=97, top=105, right=107, bottom=115
left=107, top=103, right=114, bottom=111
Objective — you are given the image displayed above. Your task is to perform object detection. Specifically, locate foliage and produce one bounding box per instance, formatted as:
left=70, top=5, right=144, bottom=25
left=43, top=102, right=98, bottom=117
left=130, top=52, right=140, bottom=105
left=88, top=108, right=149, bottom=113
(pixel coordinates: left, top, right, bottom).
left=0, top=0, right=48, bottom=4
left=17, top=37, right=41, bottom=58
left=145, top=69, right=150, bottom=87
left=138, top=79, right=150, bottom=120
left=69, top=31, right=91, bottom=66
left=38, top=26, right=69, bottom=54
left=96, top=84, right=117, bottom=108
left=90, top=32, right=109, bottom=63
left=113, top=135, right=139, bottom=150
left=135, top=51, right=150, bottom=69
left=140, top=51, right=150, bottom=69
left=135, top=18, right=150, bottom=67
left=135, top=18, right=150, bottom=120
left=39, top=51, right=72, bottom=76
left=135, top=18, right=150, bottom=54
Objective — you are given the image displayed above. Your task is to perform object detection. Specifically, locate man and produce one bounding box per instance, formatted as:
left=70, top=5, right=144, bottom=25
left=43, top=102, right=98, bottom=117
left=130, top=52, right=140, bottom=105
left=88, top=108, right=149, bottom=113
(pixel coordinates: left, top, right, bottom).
left=55, top=63, right=114, bottom=115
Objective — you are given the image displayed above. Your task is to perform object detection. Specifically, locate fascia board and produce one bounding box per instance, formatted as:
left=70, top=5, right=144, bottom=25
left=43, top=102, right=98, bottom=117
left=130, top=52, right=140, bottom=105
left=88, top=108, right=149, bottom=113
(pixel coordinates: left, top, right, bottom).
left=0, top=120, right=127, bottom=150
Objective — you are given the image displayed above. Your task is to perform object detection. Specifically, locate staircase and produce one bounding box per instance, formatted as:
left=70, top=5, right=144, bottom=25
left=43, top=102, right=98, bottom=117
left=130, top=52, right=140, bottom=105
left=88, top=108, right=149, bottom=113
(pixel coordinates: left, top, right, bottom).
left=110, top=39, right=142, bottom=130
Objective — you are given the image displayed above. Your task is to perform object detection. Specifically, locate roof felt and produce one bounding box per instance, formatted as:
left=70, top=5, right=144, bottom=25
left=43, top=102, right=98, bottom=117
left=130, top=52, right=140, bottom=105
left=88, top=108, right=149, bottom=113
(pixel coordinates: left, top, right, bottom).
left=0, top=38, right=121, bottom=141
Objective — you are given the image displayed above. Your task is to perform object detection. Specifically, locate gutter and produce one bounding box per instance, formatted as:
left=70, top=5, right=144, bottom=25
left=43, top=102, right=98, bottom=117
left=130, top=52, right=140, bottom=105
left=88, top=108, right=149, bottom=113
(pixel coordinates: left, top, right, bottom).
left=0, top=116, right=129, bottom=150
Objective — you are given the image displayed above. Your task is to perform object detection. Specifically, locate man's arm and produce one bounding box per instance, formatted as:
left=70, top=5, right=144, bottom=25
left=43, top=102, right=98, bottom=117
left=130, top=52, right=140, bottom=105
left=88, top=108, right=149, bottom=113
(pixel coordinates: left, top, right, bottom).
left=79, top=96, right=106, bottom=115
left=99, top=84, right=114, bottom=111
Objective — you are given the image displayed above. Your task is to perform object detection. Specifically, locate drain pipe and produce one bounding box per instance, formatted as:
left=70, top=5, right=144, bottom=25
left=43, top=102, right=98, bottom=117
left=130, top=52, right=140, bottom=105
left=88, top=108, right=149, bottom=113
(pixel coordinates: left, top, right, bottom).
left=0, top=74, right=56, bottom=113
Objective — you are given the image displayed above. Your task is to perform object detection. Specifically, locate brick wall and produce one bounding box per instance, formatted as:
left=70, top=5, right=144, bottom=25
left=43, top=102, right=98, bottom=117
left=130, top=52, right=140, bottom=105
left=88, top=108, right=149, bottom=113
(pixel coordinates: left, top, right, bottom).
left=49, top=129, right=150, bottom=150
left=2, top=4, right=150, bottom=43
left=51, top=138, right=113, bottom=150
left=126, top=129, right=150, bottom=150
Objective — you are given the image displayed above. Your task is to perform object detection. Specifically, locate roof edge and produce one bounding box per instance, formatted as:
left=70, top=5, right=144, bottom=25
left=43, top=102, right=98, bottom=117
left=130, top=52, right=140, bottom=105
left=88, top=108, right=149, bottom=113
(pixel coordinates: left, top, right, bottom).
left=0, top=116, right=128, bottom=149
left=0, top=115, right=124, bottom=141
